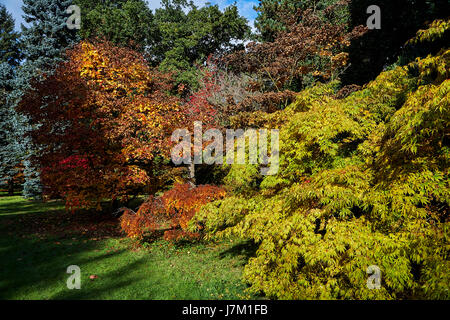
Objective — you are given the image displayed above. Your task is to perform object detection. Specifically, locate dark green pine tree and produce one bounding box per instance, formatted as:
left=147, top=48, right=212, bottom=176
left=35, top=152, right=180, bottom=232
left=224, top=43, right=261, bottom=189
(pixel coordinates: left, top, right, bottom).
left=0, top=5, right=23, bottom=196
left=13, top=0, right=79, bottom=199
left=0, top=5, right=22, bottom=66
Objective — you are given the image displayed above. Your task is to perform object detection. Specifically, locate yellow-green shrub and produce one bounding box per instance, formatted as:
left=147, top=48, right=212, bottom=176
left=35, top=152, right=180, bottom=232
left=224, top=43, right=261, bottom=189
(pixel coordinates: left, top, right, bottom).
left=191, top=37, right=449, bottom=299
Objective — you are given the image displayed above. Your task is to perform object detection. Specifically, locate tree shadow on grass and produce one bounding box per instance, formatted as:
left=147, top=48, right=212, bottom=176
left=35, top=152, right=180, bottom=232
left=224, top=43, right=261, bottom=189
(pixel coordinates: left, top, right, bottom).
left=0, top=233, right=154, bottom=300
left=0, top=199, right=150, bottom=300
left=51, top=259, right=151, bottom=300
left=0, top=204, right=122, bottom=241
left=218, top=240, right=258, bottom=266
left=0, top=198, right=64, bottom=217
left=0, top=197, right=258, bottom=300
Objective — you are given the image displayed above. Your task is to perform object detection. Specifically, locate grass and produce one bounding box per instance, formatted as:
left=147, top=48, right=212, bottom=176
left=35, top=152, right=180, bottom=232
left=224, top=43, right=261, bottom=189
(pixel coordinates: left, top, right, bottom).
left=0, top=195, right=257, bottom=300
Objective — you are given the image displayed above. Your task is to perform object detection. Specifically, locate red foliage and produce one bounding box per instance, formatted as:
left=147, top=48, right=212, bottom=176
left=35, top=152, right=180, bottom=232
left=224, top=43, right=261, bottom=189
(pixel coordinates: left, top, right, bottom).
left=120, top=183, right=226, bottom=241
left=186, top=63, right=220, bottom=128
left=18, top=40, right=187, bottom=211
left=224, top=3, right=367, bottom=95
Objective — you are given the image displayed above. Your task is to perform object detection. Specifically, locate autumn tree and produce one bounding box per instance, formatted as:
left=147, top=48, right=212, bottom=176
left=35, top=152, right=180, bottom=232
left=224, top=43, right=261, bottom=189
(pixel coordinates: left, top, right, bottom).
left=254, top=0, right=349, bottom=42
left=192, top=22, right=450, bottom=299
left=121, top=183, right=226, bottom=241
left=224, top=3, right=366, bottom=117
left=18, top=40, right=185, bottom=211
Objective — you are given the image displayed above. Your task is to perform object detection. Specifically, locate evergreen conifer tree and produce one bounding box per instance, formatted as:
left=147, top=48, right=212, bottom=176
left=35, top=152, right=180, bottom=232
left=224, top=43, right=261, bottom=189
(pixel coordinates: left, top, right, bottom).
left=0, top=5, right=22, bottom=196
left=14, top=0, right=79, bottom=198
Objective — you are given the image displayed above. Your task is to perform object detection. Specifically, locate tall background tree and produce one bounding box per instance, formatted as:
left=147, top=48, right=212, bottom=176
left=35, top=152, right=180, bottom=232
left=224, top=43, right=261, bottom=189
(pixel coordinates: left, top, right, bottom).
left=74, top=0, right=158, bottom=52
left=152, top=0, right=251, bottom=91
left=10, top=0, right=79, bottom=198
left=0, top=5, right=21, bottom=67
left=254, top=0, right=349, bottom=42
left=222, top=1, right=365, bottom=121
left=0, top=4, right=22, bottom=195
left=74, top=0, right=251, bottom=92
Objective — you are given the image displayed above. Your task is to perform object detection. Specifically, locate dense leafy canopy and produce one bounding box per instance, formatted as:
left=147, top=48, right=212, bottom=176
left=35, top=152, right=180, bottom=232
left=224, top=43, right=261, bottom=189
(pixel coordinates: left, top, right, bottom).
left=18, top=41, right=185, bottom=210
left=224, top=3, right=366, bottom=118
left=1, top=0, right=448, bottom=301
left=191, top=23, right=450, bottom=299
left=75, top=0, right=157, bottom=51
left=152, top=0, right=251, bottom=90
left=76, top=0, right=251, bottom=91
left=254, top=0, right=350, bottom=42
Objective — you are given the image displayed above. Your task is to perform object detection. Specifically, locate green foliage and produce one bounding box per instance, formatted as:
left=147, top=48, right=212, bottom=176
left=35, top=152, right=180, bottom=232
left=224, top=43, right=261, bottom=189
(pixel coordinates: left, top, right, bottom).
left=75, top=0, right=157, bottom=51
left=0, top=5, right=21, bottom=66
left=407, top=19, right=450, bottom=45
left=193, top=29, right=449, bottom=299
left=74, top=0, right=250, bottom=91
left=223, top=164, right=262, bottom=195
left=399, top=19, right=450, bottom=67
left=0, top=5, right=22, bottom=192
left=153, top=0, right=251, bottom=90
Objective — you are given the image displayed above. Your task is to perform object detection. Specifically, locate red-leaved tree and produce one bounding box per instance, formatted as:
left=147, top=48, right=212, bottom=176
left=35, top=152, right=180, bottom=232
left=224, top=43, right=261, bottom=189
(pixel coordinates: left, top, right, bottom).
left=18, top=40, right=186, bottom=211
left=120, top=183, right=226, bottom=241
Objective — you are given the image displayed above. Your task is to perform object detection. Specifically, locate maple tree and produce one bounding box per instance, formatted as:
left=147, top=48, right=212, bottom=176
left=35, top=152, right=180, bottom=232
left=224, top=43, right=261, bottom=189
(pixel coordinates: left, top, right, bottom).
left=192, top=21, right=450, bottom=299
left=120, top=183, right=226, bottom=241
left=254, top=0, right=349, bottom=42
left=18, top=40, right=185, bottom=211
left=224, top=2, right=366, bottom=117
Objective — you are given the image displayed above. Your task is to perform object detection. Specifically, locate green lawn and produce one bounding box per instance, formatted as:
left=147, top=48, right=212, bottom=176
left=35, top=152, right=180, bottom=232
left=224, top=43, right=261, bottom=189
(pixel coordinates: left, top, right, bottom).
left=0, top=196, right=257, bottom=300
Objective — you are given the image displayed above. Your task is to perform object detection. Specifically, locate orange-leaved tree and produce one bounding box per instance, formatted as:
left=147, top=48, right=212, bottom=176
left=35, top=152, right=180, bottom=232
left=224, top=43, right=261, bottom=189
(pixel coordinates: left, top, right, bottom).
left=120, top=183, right=226, bottom=241
left=18, top=40, right=186, bottom=211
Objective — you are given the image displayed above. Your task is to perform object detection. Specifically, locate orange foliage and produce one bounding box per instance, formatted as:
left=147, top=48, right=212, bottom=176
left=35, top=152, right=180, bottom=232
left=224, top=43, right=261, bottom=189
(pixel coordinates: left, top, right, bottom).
left=120, top=183, right=226, bottom=241
left=18, top=40, right=186, bottom=211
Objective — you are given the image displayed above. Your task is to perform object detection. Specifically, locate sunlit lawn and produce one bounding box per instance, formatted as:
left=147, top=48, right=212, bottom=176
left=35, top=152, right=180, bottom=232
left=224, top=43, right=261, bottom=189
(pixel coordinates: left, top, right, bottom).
left=0, top=195, right=256, bottom=300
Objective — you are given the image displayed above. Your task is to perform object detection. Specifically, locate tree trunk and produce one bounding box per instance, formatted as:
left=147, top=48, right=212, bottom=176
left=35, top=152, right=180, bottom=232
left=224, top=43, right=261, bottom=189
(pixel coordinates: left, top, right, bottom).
left=111, top=199, right=120, bottom=211
left=189, top=163, right=196, bottom=186
left=7, top=178, right=14, bottom=196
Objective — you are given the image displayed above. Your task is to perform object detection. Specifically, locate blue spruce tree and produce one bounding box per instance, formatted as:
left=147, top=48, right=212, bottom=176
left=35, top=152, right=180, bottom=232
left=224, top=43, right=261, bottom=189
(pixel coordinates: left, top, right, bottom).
left=13, top=0, right=79, bottom=199
left=0, top=4, right=22, bottom=196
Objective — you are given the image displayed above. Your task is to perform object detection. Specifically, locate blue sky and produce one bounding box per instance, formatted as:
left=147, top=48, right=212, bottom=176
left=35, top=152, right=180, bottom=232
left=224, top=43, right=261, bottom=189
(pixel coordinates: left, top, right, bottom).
left=0, top=0, right=259, bottom=31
